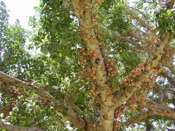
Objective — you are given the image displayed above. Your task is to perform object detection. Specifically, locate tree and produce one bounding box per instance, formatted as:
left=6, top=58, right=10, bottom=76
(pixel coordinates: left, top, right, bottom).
left=0, top=0, right=175, bottom=130
left=0, top=0, right=8, bottom=63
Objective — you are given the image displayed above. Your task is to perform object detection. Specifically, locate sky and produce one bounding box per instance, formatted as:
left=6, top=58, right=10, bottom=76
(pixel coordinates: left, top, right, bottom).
left=3, top=0, right=136, bottom=29
left=3, top=0, right=40, bottom=29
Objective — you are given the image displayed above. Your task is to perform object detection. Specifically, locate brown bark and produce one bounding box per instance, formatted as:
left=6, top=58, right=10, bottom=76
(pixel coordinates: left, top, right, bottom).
left=144, top=100, right=175, bottom=120
left=125, top=111, right=153, bottom=125
left=125, top=99, right=175, bottom=126
left=0, top=122, right=44, bottom=131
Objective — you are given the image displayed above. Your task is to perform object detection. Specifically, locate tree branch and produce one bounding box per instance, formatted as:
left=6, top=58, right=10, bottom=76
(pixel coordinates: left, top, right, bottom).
left=0, top=121, right=44, bottom=131
left=159, top=70, right=175, bottom=87
left=118, top=28, right=153, bottom=44
left=166, top=0, right=175, bottom=9
left=124, top=7, right=153, bottom=30
left=125, top=111, right=154, bottom=125
left=143, top=100, right=175, bottom=120
left=65, top=95, right=83, bottom=116
left=160, top=45, right=175, bottom=74
left=114, top=32, right=172, bottom=108
left=117, top=28, right=155, bottom=53
left=126, top=98, right=175, bottom=125
left=118, top=35, right=145, bottom=49
left=0, top=71, right=86, bottom=129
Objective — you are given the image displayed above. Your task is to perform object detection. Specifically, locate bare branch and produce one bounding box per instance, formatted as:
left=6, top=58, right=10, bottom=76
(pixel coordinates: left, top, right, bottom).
left=159, top=70, right=175, bottom=86
left=117, top=28, right=154, bottom=52
left=124, top=7, right=153, bottom=30
left=65, top=95, right=83, bottom=116
left=0, top=71, right=86, bottom=129
left=126, top=98, right=175, bottom=125
left=130, top=47, right=146, bottom=53
left=117, top=34, right=148, bottom=53
left=160, top=45, right=175, bottom=74
left=143, top=100, right=175, bottom=120
left=129, top=6, right=149, bottom=20
left=126, top=111, right=154, bottom=125
left=118, top=35, right=143, bottom=47
left=125, top=97, right=175, bottom=126
left=166, top=0, right=175, bottom=9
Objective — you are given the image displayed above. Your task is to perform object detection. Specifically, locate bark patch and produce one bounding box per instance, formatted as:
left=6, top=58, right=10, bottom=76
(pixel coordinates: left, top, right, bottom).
left=95, top=58, right=100, bottom=64
left=103, top=114, right=108, bottom=120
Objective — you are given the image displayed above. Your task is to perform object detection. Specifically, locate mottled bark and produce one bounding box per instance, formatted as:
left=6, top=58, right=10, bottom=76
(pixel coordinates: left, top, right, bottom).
left=144, top=100, right=175, bottom=120
left=0, top=122, right=44, bottom=131
left=71, top=0, right=115, bottom=130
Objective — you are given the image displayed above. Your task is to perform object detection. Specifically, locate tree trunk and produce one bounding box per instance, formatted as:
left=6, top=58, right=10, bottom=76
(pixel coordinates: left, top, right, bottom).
left=101, top=105, right=114, bottom=131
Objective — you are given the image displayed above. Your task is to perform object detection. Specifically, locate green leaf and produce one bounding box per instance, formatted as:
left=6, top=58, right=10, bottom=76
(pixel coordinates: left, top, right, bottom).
left=40, top=45, right=48, bottom=55
left=167, top=10, right=171, bottom=16
left=34, top=6, right=38, bottom=10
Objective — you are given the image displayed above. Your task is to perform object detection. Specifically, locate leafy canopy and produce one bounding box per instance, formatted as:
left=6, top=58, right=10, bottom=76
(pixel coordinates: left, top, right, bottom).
left=0, top=0, right=175, bottom=131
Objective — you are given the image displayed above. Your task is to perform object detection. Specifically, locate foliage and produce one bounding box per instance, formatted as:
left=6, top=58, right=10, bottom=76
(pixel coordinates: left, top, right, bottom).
left=0, top=0, right=175, bottom=131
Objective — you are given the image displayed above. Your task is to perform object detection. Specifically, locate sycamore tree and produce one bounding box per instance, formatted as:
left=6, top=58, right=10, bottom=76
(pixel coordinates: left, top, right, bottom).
left=1, top=0, right=175, bottom=130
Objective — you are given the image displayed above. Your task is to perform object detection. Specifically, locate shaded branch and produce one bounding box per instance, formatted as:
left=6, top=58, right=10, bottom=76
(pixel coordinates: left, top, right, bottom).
left=166, top=0, right=175, bottom=9
left=0, top=121, right=44, bottom=131
left=117, top=28, right=155, bottom=53
left=65, top=95, right=83, bottom=116
left=124, top=7, right=152, bottom=30
left=119, top=28, right=153, bottom=44
left=0, top=71, right=86, bottom=129
left=118, top=36, right=144, bottom=49
left=126, top=98, right=175, bottom=125
left=125, top=111, right=154, bottom=125
left=159, top=70, right=175, bottom=86
left=143, top=100, right=175, bottom=120
left=160, top=45, right=175, bottom=74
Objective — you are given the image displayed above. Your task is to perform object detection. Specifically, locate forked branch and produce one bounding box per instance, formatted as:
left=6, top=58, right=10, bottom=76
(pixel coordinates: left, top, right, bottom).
left=114, top=32, right=172, bottom=108
left=0, top=71, right=86, bottom=129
